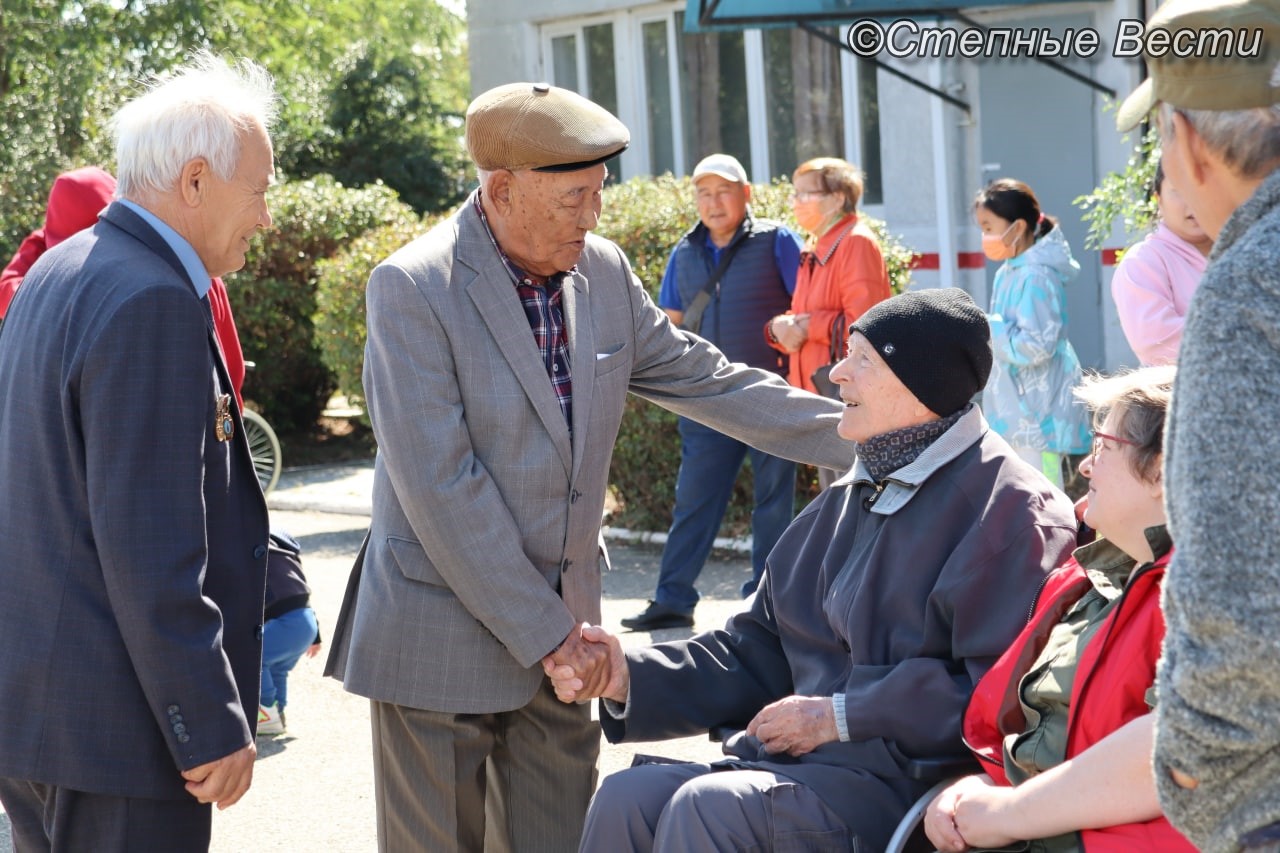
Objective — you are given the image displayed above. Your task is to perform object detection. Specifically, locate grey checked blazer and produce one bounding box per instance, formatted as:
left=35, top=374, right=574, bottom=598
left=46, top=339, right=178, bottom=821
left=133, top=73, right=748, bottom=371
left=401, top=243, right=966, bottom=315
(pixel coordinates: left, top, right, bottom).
left=327, top=196, right=852, bottom=714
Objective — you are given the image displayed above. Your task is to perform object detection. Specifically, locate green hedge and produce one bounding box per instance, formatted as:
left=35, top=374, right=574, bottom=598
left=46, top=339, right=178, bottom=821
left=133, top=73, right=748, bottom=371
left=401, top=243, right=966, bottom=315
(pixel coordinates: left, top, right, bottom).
left=227, top=175, right=420, bottom=435
left=314, top=216, right=439, bottom=421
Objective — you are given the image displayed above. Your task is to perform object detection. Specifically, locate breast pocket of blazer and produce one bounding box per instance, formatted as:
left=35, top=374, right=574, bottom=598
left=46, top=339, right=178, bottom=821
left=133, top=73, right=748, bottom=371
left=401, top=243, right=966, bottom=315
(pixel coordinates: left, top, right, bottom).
left=387, top=536, right=449, bottom=589
left=593, top=343, right=628, bottom=377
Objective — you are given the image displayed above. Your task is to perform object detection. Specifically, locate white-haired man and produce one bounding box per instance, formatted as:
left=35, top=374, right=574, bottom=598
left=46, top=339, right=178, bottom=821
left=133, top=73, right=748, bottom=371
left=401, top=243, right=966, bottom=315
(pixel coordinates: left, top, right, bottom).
left=0, top=53, right=276, bottom=851
left=1116, top=0, right=1280, bottom=849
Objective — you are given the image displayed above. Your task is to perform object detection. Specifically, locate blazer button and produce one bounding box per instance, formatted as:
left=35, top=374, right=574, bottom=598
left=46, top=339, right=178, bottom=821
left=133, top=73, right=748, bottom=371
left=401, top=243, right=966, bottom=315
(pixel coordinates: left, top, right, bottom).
left=254, top=624, right=264, bottom=640
left=167, top=704, right=180, bottom=716
left=177, top=733, right=191, bottom=744
left=173, top=723, right=187, bottom=735
left=253, top=544, right=267, bottom=559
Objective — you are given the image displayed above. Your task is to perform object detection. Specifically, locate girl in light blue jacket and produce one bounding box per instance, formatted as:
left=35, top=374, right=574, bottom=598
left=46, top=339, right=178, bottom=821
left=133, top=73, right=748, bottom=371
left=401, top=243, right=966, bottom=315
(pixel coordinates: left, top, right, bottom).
left=974, top=178, right=1092, bottom=487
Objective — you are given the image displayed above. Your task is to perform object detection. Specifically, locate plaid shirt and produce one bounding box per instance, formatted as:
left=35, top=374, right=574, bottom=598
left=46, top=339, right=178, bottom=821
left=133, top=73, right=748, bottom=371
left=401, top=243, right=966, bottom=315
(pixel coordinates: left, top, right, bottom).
left=474, top=193, right=573, bottom=432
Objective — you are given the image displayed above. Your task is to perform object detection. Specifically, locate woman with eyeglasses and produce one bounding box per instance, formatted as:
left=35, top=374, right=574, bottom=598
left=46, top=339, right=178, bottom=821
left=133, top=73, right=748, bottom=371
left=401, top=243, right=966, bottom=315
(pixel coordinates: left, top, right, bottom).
left=975, top=178, right=1092, bottom=489
left=766, top=157, right=891, bottom=485
left=924, top=365, right=1195, bottom=853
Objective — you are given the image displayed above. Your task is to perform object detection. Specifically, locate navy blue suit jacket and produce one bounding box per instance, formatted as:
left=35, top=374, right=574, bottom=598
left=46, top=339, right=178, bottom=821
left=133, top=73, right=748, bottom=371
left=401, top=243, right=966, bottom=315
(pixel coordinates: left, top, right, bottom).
left=0, top=202, right=269, bottom=799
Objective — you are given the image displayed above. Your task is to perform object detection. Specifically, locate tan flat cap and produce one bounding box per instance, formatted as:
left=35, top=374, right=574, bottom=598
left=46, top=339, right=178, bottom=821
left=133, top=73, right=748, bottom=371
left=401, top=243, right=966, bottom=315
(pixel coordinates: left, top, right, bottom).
left=1116, top=0, right=1280, bottom=131
left=466, top=82, right=629, bottom=172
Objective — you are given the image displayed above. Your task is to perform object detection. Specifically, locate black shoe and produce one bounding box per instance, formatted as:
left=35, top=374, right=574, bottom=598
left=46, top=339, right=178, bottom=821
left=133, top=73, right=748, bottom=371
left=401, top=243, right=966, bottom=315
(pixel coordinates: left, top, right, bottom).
left=621, top=600, right=694, bottom=631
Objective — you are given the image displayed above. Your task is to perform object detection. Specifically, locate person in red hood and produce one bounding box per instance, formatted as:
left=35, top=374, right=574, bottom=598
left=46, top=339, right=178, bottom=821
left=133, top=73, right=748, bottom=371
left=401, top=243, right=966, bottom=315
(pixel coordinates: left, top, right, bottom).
left=1, top=167, right=118, bottom=317
left=0, top=166, right=246, bottom=405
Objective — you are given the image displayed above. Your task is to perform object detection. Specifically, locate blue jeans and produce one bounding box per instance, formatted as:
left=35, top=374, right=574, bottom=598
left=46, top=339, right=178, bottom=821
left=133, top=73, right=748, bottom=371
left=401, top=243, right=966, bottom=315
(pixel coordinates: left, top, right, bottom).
left=260, top=606, right=318, bottom=709
left=655, top=418, right=796, bottom=612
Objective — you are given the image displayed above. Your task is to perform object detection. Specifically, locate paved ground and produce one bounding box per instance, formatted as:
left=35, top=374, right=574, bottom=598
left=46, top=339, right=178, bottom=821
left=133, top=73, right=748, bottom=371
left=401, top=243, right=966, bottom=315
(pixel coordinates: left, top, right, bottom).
left=1, top=461, right=752, bottom=851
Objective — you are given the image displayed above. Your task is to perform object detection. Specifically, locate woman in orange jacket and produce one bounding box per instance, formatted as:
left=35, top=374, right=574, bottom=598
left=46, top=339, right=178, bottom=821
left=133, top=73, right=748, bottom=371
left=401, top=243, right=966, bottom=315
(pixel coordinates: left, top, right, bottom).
left=767, top=157, right=891, bottom=484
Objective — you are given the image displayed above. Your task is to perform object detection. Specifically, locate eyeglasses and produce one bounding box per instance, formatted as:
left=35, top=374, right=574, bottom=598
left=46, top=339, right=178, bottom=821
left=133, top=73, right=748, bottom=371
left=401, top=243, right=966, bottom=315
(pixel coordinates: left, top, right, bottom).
left=790, top=190, right=831, bottom=203
left=1089, top=431, right=1137, bottom=464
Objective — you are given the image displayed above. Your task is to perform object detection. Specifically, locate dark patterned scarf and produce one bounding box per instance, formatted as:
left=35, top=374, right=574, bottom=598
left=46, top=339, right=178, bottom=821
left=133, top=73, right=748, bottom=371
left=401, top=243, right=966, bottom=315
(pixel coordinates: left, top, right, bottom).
left=857, top=406, right=967, bottom=483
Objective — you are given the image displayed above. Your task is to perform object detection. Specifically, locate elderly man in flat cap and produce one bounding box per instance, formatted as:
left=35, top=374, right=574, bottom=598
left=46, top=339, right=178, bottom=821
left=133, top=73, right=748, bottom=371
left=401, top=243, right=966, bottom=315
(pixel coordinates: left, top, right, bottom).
left=325, top=82, right=854, bottom=851
left=1114, top=0, right=1280, bottom=850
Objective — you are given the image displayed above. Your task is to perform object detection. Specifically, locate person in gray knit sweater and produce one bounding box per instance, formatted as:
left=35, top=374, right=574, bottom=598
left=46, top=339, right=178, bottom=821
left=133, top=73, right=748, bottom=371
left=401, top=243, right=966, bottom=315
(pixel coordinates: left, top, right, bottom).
left=1116, top=0, right=1280, bottom=850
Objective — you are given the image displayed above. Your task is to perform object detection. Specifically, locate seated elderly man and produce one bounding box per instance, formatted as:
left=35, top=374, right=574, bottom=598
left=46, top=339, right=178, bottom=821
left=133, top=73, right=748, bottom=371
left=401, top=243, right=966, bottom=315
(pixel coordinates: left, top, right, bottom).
left=548, top=287, right=1080, bottom=852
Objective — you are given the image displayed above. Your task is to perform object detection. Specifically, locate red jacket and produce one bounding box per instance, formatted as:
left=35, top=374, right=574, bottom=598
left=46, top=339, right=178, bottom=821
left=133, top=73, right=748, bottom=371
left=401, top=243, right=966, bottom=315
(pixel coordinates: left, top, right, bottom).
left=207, top=277, right=245, bottom=408
left=962, top=546, right=1195, bottom=852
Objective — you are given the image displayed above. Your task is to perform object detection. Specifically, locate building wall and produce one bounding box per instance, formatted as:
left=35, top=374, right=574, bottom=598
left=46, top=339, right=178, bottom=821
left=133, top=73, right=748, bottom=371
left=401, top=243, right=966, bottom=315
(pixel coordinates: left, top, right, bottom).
left=466, top=0, right=1154, bottom=371
left=467, top=0, right=619, bottom=92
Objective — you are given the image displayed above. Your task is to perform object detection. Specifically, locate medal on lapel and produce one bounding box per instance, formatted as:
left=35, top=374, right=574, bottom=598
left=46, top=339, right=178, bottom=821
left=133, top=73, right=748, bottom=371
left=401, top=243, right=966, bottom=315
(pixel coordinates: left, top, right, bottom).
left=214, top=394, right=234, bottom=441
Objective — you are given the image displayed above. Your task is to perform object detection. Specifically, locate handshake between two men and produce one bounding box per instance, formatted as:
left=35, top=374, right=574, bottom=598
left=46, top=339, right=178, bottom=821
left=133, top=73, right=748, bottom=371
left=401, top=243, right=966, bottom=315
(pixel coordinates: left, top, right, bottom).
left=540, top=623, right=840, bottom=758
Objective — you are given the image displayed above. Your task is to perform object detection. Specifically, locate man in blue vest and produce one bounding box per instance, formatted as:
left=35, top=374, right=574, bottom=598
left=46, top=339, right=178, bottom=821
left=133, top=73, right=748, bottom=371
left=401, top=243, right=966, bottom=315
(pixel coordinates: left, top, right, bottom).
left=623, top=154, right=804, bottom=630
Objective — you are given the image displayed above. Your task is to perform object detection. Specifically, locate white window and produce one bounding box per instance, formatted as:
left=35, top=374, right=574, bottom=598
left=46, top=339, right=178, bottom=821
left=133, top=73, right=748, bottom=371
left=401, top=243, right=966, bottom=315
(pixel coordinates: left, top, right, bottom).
left=640, top=16, right=681, bottom=175
left=671, top=11, right=753, bottom=176
left=546, top=20, right=623, bottom=181
left=541, top=5, right=881, bottom=200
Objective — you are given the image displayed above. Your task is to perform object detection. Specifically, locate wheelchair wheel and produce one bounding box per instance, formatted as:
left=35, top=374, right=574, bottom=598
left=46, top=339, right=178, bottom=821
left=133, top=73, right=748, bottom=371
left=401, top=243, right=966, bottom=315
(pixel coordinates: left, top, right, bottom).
left=242, top=408, right=282, bottom=495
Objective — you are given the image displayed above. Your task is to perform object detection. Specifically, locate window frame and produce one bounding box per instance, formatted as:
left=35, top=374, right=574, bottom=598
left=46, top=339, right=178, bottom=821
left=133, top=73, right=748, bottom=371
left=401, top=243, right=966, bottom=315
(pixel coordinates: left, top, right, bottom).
left=537, top=4, right=882, bottom=202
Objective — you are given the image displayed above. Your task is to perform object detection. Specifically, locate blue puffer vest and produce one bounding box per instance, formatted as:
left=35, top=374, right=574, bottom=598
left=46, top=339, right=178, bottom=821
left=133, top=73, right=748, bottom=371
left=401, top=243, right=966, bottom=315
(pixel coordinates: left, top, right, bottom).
left=672, top=216, right=792, bottom=374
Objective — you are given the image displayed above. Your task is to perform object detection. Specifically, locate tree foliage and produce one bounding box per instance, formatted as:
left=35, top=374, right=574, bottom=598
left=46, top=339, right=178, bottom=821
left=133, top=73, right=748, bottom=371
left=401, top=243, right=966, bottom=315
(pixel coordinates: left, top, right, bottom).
left=0, top=0, right=468, bottom=260
left=0, top=0, right=206, bottom=254
left=289, top=43, right=470, bottom=213
left=314, top=215, right=438, bottom=422
left=1074, top=125, right=1160, bottom=251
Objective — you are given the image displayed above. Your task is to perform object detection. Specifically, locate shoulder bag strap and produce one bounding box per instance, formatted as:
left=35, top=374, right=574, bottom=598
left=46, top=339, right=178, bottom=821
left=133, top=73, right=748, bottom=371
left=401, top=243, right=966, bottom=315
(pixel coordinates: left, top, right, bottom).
left=679, top=226, right=751, bottom=334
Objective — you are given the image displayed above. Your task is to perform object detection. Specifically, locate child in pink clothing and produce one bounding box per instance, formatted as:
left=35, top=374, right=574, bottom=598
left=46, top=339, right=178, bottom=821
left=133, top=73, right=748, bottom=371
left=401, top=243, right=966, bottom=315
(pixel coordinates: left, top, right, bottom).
left=1111, top=160, right=1213, bottom=365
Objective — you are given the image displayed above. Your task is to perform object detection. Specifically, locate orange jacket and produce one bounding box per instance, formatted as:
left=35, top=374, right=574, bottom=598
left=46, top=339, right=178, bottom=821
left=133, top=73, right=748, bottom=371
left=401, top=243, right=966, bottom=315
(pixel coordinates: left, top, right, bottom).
left=772, top=213, right=891, bottom=392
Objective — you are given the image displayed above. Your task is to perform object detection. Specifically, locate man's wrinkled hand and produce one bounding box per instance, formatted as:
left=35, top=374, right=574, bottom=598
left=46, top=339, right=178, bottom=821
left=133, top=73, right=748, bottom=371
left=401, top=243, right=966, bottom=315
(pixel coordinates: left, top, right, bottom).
left=773, top=315, right=808, bottom=353
left=542, top=657, right=581, bottom=703
left=745, top=695, right=838, bottom=756
left=181, top=742, right=256, bottom=809
left=541, top=625, right=607, bottom=703
left=563, top=624, right=610, bottom=691
left=542, top=624, right=628, bottom=704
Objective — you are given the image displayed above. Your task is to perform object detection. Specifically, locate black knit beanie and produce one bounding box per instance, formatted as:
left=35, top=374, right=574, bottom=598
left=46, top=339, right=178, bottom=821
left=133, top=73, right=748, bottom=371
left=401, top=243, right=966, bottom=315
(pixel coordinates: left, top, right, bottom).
left=850, top=287, right=992, bottom=417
